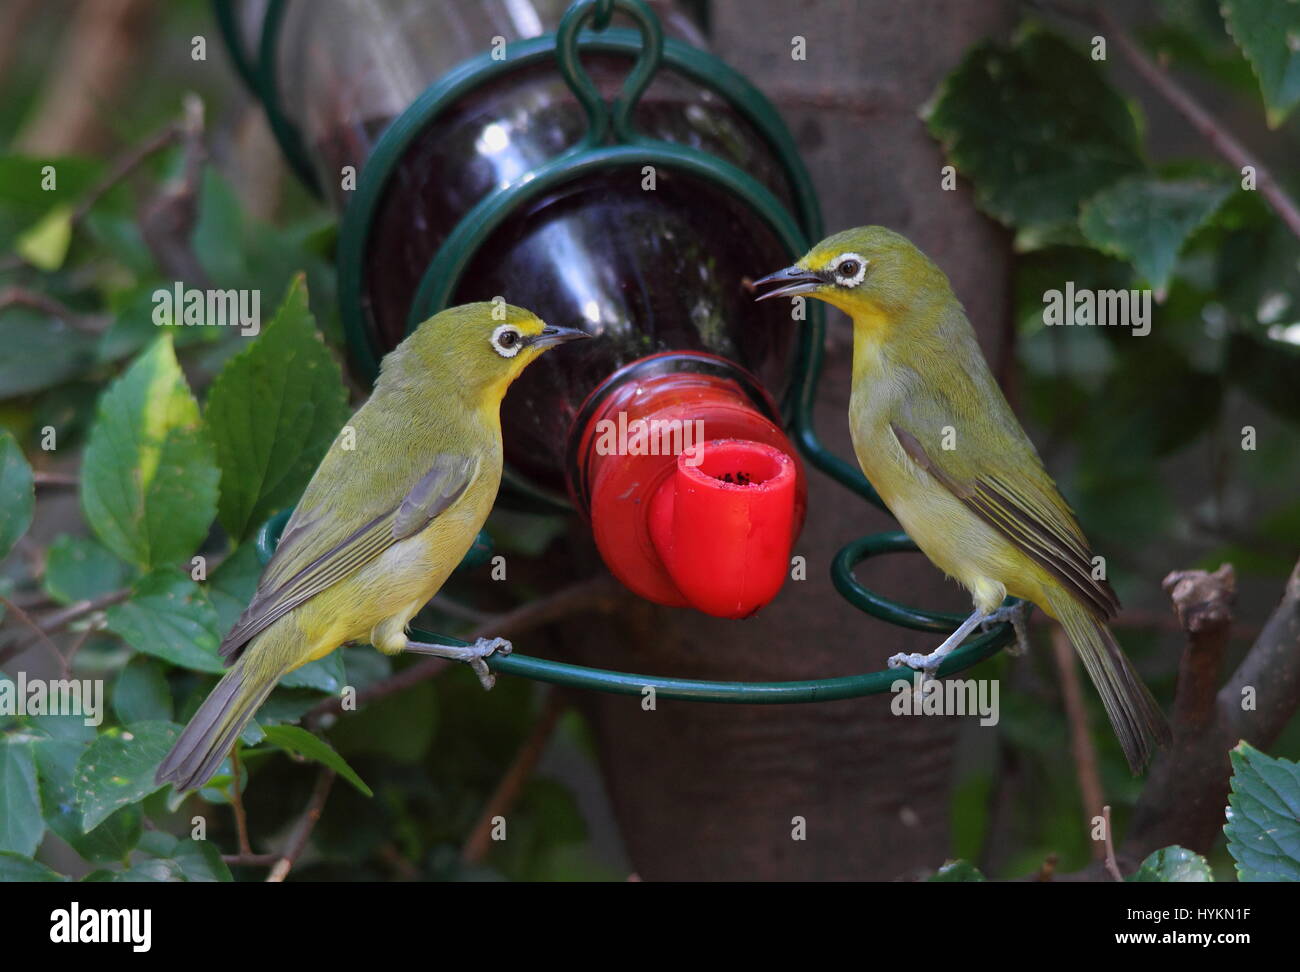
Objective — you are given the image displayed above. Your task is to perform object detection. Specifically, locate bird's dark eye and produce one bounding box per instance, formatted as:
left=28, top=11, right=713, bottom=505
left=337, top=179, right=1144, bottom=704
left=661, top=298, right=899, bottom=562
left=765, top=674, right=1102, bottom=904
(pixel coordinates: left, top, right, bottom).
left=490, top=325, right=523, bottom=358
left=836, top=260, right=860, bottom=280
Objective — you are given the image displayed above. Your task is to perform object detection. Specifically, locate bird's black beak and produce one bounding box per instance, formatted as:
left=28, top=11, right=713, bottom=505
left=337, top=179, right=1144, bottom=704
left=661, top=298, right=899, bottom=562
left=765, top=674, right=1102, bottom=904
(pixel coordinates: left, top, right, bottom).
left=752, top=265, right=823, bottom=301
left=532, top=324, right=593, bottom=349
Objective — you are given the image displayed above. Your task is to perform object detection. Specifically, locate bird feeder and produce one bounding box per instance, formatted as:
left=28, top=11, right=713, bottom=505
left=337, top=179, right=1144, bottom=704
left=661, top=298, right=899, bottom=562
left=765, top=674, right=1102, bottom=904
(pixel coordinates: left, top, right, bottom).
left=219, top=0, right=1016, bottom=701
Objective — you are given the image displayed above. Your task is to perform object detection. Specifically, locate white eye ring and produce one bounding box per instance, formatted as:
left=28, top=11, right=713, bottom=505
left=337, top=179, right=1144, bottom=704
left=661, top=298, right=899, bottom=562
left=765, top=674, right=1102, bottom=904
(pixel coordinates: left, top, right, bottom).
left=830, top=251, right=868, bottom=287
left=490, top=324, right=523, bottom=358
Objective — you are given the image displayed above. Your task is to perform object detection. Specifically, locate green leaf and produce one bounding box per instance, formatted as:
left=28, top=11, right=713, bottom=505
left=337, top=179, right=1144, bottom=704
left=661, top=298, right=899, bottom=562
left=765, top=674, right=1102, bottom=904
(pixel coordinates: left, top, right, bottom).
left=134, top=830, right=232, bottom=882
left=1222, top=0, right=1300, bottom=127
left=1128, top=845, right=1214, bottom=882
left=204, top=276, right=349, bottom=541
left=0, top=156, right=99, bottom=252
left=928, top=859, right=987, bottom=881
left=279, top=653, right=346, bottom=694
left=0, top=310, right=99, bottom=399
left=1224, top=741, right=1300, bottom=881
left=261, top=724, right=372, bottom=796
left=74, top=721, right=181, bottom=831
left=104, top=569, right=224, bottom=673
left=0, top=430, right=34, bottom=559
left=15, top=203, right=73, bottom=270
left=1080, top=176, right=1232, bottom=294
left=0, top=852, right=66, bottom=878
left=43, top=535, right=132, bottom=605
left=0, top=738, right=44, bottom=856
left=329, top=680, right=436, bottom=764
left=0, top=850, right=66, bottom=881
left=34, top=736, right=142, bottom=863
left=112, top=656, right=174, bottom=724
left=84, top=858, right=184, bottom=882
left=924, top=25, right=1143, bottom=242
left=80, top=335, right=220, bottom=569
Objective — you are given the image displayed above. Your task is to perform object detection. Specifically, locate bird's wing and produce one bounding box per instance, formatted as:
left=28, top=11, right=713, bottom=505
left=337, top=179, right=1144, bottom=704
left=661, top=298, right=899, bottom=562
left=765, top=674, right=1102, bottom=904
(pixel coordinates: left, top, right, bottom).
left=219, top=453, right=480, bottom=662
left=889, top=413, right=1119, bottom=620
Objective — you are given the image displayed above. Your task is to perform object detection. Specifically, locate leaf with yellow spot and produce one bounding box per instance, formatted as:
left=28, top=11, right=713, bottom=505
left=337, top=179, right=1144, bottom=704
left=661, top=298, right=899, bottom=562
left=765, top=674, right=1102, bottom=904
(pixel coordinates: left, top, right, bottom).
left=80, top=336, right=220, bottom=569
left=74, top=721, right=181, bottom=832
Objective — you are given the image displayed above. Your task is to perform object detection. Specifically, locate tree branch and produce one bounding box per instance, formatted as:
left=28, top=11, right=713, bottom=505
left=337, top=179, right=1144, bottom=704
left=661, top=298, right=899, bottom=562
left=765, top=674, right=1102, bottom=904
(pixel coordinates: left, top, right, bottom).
left=461, top=691, right=566, bottom=866
left=0, top=288, right=108, bottom=334
left=0, top=587, right=129, bottom=667
left=1050, top=627, right=1106, bottom=859
left=266, top=769, right=334, bottom=883
left=1120, top=561, right=1300, bottom=861
left=0, top=593, right=70, bottom=678
left=229, top=745, right=252, bottom=857
left=1093, top=4, right=1300, bottom=241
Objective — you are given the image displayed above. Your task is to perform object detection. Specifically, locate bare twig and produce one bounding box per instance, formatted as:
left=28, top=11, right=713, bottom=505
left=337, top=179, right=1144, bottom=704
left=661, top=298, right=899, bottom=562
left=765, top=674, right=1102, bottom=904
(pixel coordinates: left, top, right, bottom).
left=462, top=691, right=566, bottom=866
left=1052, top=558, right=1299, bottom=880
left=427, top=594, right=491, bottom=626
left=63, top=625, right=94, bottom=671
left=1120, top=558, right=1298, bottom=869
left=1163, top=566, right=1235, bottom=733
left=1102, top=805, right=1123, bottom=881
left=266, top=769, right=335, bottom=883
left=31, top=471, right=80, bottom=487
left=222, top=853, right=278, bottom=868
left=137, top=94, right=209, bottom=286
left=0, top=593, right=69, bottom=677
left=229, top=745, right=252, bottom=857
left=0, top=587, right=129, bottom=666
left=1050, top=627, right=1105, bottom=859
left=1092, top=4, right=1300, bottom=241
left=306, top=576, right=622, bottom=726
left=0, top=288, right=108, bottom=333
left=72, top=120, right=183, bottom=225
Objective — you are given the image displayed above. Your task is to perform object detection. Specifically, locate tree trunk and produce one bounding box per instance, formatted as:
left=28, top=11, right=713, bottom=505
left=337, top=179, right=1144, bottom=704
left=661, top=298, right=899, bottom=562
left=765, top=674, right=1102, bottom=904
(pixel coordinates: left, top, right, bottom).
left=558, top=0, right=1016, bottom=880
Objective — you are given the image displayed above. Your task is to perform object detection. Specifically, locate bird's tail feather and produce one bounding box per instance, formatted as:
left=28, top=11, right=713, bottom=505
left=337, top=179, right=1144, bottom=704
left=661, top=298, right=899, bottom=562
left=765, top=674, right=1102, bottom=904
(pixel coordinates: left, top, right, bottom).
left=1050, top=595, right=1171, bottom=774
left=155, top=656, right=279, bottom=792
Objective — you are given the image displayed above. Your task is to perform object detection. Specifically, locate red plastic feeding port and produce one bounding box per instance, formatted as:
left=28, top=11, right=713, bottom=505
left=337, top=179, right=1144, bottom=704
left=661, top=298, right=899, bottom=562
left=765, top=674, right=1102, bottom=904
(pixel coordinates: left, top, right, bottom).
left=567, top=352, right=806, bottom=619
left=647, top=440, right=797, bottom=618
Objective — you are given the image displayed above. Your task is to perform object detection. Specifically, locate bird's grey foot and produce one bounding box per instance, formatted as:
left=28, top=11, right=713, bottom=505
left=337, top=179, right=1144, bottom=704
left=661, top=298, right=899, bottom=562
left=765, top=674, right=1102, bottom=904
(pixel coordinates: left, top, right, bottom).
left=404, top=636, right=512, bottom=690
left=887, top=607, right=988, bottom=679
left=980, top=602, right=1031, bottom=656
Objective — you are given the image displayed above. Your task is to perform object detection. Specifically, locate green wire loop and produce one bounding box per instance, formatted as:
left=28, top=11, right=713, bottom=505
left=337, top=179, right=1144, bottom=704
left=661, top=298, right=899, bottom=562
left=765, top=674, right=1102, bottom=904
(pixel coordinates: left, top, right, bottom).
left=555, top=0, right=666, bottom=144
left=211, top=0, right=259, bottom=94
left=254, top=0, right=322, bottom=197
left=254, top=515, right=1010, bottom=700
left=589, top=0, right=615, bottom=30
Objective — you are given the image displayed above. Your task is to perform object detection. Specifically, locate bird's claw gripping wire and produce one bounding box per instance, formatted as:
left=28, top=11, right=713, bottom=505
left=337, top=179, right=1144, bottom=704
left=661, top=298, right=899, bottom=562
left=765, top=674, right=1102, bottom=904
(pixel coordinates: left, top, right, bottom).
left=980, top=601, right=1030, bottom=656
left=405, top=636, right=513, bottom=690
left=887, top=606, right=985, bottom=680
left=887, top=599, right=1029, bottom=681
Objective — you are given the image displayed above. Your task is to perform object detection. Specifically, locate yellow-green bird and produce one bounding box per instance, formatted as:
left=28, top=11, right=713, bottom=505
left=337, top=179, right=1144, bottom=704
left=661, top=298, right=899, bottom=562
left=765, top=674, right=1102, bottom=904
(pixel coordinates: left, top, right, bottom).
left=156, top=303, right=589, bottom=791
left=755, top=227, right=1169, bottom=772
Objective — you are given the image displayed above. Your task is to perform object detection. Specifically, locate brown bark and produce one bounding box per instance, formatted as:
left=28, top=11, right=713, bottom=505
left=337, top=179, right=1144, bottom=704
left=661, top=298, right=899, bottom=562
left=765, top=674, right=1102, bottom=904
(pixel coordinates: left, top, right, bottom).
left=1121, top=560, right=1300, bottom=862
left=15, top=0, right=154, bottom=156
left=557, top=0, right=1017, bottom=880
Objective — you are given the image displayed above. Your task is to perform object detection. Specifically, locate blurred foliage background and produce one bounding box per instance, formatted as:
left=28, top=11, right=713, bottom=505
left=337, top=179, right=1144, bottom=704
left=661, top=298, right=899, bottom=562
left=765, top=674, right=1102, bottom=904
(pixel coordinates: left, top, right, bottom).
left=0, top=0, right=1298, bottom=882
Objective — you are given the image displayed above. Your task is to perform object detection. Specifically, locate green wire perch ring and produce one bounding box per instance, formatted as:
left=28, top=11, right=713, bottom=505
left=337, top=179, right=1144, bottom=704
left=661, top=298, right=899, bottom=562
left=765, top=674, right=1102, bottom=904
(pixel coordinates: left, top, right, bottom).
left=236, top=0, right=1017, bottom=700
left=256, top=512, right=1009, bottom=701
